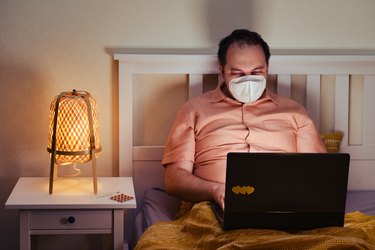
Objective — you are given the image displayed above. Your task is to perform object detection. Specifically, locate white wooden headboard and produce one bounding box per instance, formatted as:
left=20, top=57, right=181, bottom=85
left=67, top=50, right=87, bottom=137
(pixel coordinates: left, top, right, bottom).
left=114, top=53, right=375, bottom=208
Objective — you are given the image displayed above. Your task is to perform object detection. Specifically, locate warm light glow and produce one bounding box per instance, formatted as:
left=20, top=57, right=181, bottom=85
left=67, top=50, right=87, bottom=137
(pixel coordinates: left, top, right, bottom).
left=47, top=178, right=99, bottom=194
left=47, top=90, right=101, bottom=164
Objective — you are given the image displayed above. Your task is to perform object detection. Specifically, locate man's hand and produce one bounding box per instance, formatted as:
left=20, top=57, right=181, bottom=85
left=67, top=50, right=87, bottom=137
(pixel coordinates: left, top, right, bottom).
left=211, top=182, right=225, bottom=211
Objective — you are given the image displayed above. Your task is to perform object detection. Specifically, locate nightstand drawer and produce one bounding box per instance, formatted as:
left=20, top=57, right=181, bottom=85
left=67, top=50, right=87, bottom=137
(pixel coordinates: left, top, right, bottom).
left=29, top=209, right=112, bottom=230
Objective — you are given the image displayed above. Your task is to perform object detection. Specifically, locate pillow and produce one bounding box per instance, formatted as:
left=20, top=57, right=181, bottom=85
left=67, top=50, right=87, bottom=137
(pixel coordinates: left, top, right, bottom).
left=321, top=131, right=343, bottom=153
left=141, top=188, right=181, bottom=230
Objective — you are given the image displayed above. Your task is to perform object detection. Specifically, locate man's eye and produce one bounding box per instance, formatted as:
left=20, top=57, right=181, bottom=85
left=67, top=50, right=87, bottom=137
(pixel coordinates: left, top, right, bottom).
left=231, top=72, right=243, bottom=77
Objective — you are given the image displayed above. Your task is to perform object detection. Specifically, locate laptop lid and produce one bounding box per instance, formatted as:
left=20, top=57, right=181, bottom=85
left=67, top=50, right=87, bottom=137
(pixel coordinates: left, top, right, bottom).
left=222, top=152, right=350, bottom=230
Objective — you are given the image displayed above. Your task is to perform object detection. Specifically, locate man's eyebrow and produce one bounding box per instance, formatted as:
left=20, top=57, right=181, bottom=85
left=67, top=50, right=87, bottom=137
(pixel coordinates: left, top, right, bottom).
left=229, top=65, right=265, bottom=71
left=252, top=65, right=266, bottom=70
left=229, top=67, right=243, bottom=71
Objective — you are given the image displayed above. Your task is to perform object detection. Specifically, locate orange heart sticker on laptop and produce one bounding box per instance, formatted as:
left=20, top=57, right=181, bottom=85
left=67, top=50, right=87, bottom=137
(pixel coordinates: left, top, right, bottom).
left=232, top=185, right=255, bottom=195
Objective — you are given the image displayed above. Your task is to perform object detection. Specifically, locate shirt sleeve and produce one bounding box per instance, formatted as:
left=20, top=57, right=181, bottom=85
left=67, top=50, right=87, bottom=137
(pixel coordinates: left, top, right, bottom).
left=295, top=112, right=327, bottom=153
left=162, top=105, right=196, bottom=168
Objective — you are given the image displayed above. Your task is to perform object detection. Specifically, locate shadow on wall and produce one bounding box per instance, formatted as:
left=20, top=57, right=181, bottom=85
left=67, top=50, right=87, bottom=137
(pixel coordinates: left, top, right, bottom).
left=203, top=0, right=260, bottom=45
left=0, top=61, right=50, bottom=250
left=105, top=0, right=263, bottom=177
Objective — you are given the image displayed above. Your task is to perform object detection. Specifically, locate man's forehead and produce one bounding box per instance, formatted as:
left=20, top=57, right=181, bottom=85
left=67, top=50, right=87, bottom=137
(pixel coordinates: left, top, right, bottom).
left=225, top=45, right=266, bottom=65
left=229, top=42, right=261, bottom=50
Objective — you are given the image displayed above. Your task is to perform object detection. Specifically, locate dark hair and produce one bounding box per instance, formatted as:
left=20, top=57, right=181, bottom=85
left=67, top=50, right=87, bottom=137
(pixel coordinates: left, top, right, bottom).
left=217, top=29, right=271, bottom=67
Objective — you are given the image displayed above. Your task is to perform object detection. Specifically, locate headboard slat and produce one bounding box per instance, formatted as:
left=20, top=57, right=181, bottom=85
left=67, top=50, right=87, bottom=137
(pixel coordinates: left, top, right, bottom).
left=276, top=74, right=292, bottom=98
left=189, top=74, right=204, bottom=99
left=306, top=75, right=321, bottom=128
left=334, top=75, right=350, bottom=147
left=363, top=75, right=375, bottom=146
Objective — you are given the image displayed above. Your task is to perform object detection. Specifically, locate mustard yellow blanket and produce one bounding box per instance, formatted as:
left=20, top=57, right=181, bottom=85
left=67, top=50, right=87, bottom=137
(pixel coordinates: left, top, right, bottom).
left=135, top=202, right=375, bottom=250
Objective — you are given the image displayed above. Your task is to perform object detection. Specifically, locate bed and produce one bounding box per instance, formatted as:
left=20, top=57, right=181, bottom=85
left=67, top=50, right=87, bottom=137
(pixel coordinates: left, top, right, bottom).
left=114, top=52, right=375, bottom=248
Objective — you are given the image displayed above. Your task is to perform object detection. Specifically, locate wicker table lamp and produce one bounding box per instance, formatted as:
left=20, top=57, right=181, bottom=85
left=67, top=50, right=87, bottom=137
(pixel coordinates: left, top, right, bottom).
left=47, top=90, right=102, bottom=194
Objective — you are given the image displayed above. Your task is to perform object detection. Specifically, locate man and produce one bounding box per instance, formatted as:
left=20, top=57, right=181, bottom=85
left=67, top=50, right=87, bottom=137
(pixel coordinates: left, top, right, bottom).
left=135, top=30, right=375, bottom=250
left=162, top=29, right=326, bottom=212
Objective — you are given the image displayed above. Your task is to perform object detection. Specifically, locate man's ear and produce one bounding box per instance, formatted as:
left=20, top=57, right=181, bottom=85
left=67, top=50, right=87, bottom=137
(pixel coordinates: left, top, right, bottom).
left=219, top=66, right=224, bottom=76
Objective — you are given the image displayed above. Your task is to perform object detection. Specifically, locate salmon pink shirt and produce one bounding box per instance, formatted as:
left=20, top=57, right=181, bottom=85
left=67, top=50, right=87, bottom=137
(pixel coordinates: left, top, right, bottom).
left=162, top=83, right=327, bottom=183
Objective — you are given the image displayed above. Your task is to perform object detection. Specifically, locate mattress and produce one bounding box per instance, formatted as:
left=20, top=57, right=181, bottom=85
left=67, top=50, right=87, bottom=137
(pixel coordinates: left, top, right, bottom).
left=346, top=190, right=375, bottom=215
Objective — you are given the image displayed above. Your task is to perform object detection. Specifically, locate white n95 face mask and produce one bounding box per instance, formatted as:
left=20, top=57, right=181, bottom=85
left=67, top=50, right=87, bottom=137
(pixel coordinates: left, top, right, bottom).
left=228, top=75, right=266, bottom=103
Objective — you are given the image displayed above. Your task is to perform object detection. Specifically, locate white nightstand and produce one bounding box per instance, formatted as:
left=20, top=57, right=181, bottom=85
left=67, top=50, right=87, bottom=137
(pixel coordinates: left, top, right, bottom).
left=5, top=177, right=136, bottom=250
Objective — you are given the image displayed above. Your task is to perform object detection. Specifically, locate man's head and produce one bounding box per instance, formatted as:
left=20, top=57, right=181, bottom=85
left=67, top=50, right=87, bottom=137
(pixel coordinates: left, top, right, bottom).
left=217, top=30, right=270, bottom=102
left=217, top=29, right=271, bottom=68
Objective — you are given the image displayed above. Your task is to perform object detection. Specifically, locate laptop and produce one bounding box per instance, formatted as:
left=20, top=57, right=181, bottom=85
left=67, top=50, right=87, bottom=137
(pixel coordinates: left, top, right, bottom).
left=211, top=152, right=350, bottom=230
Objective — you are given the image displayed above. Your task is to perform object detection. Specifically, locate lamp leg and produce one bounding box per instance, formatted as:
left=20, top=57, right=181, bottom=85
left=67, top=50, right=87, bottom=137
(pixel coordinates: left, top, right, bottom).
left=92, top=157, right=98, bottom=194
left=54, top=164, right=58, bottom=180
left=49, top=159, right=55, bottom=194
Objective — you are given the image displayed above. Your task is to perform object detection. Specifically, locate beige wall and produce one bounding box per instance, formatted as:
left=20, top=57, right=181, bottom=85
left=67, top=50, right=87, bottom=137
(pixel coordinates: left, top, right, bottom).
left=1, top=0, right=375, bottom=249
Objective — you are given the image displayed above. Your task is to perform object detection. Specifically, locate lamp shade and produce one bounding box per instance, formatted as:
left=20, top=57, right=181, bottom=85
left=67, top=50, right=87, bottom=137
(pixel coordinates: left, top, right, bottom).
left=47, top=90, right=101, bottom=194
left=47, top=90, right=101, bottom=163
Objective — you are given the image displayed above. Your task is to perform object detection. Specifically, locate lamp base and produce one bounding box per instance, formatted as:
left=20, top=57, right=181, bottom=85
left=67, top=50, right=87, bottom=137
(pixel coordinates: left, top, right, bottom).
left=49, top=159, right=98, bottom=194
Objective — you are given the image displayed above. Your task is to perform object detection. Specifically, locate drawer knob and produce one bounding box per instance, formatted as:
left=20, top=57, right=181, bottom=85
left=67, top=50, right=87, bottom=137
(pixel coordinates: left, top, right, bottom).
left=67, top=216, right=75, bottom=224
